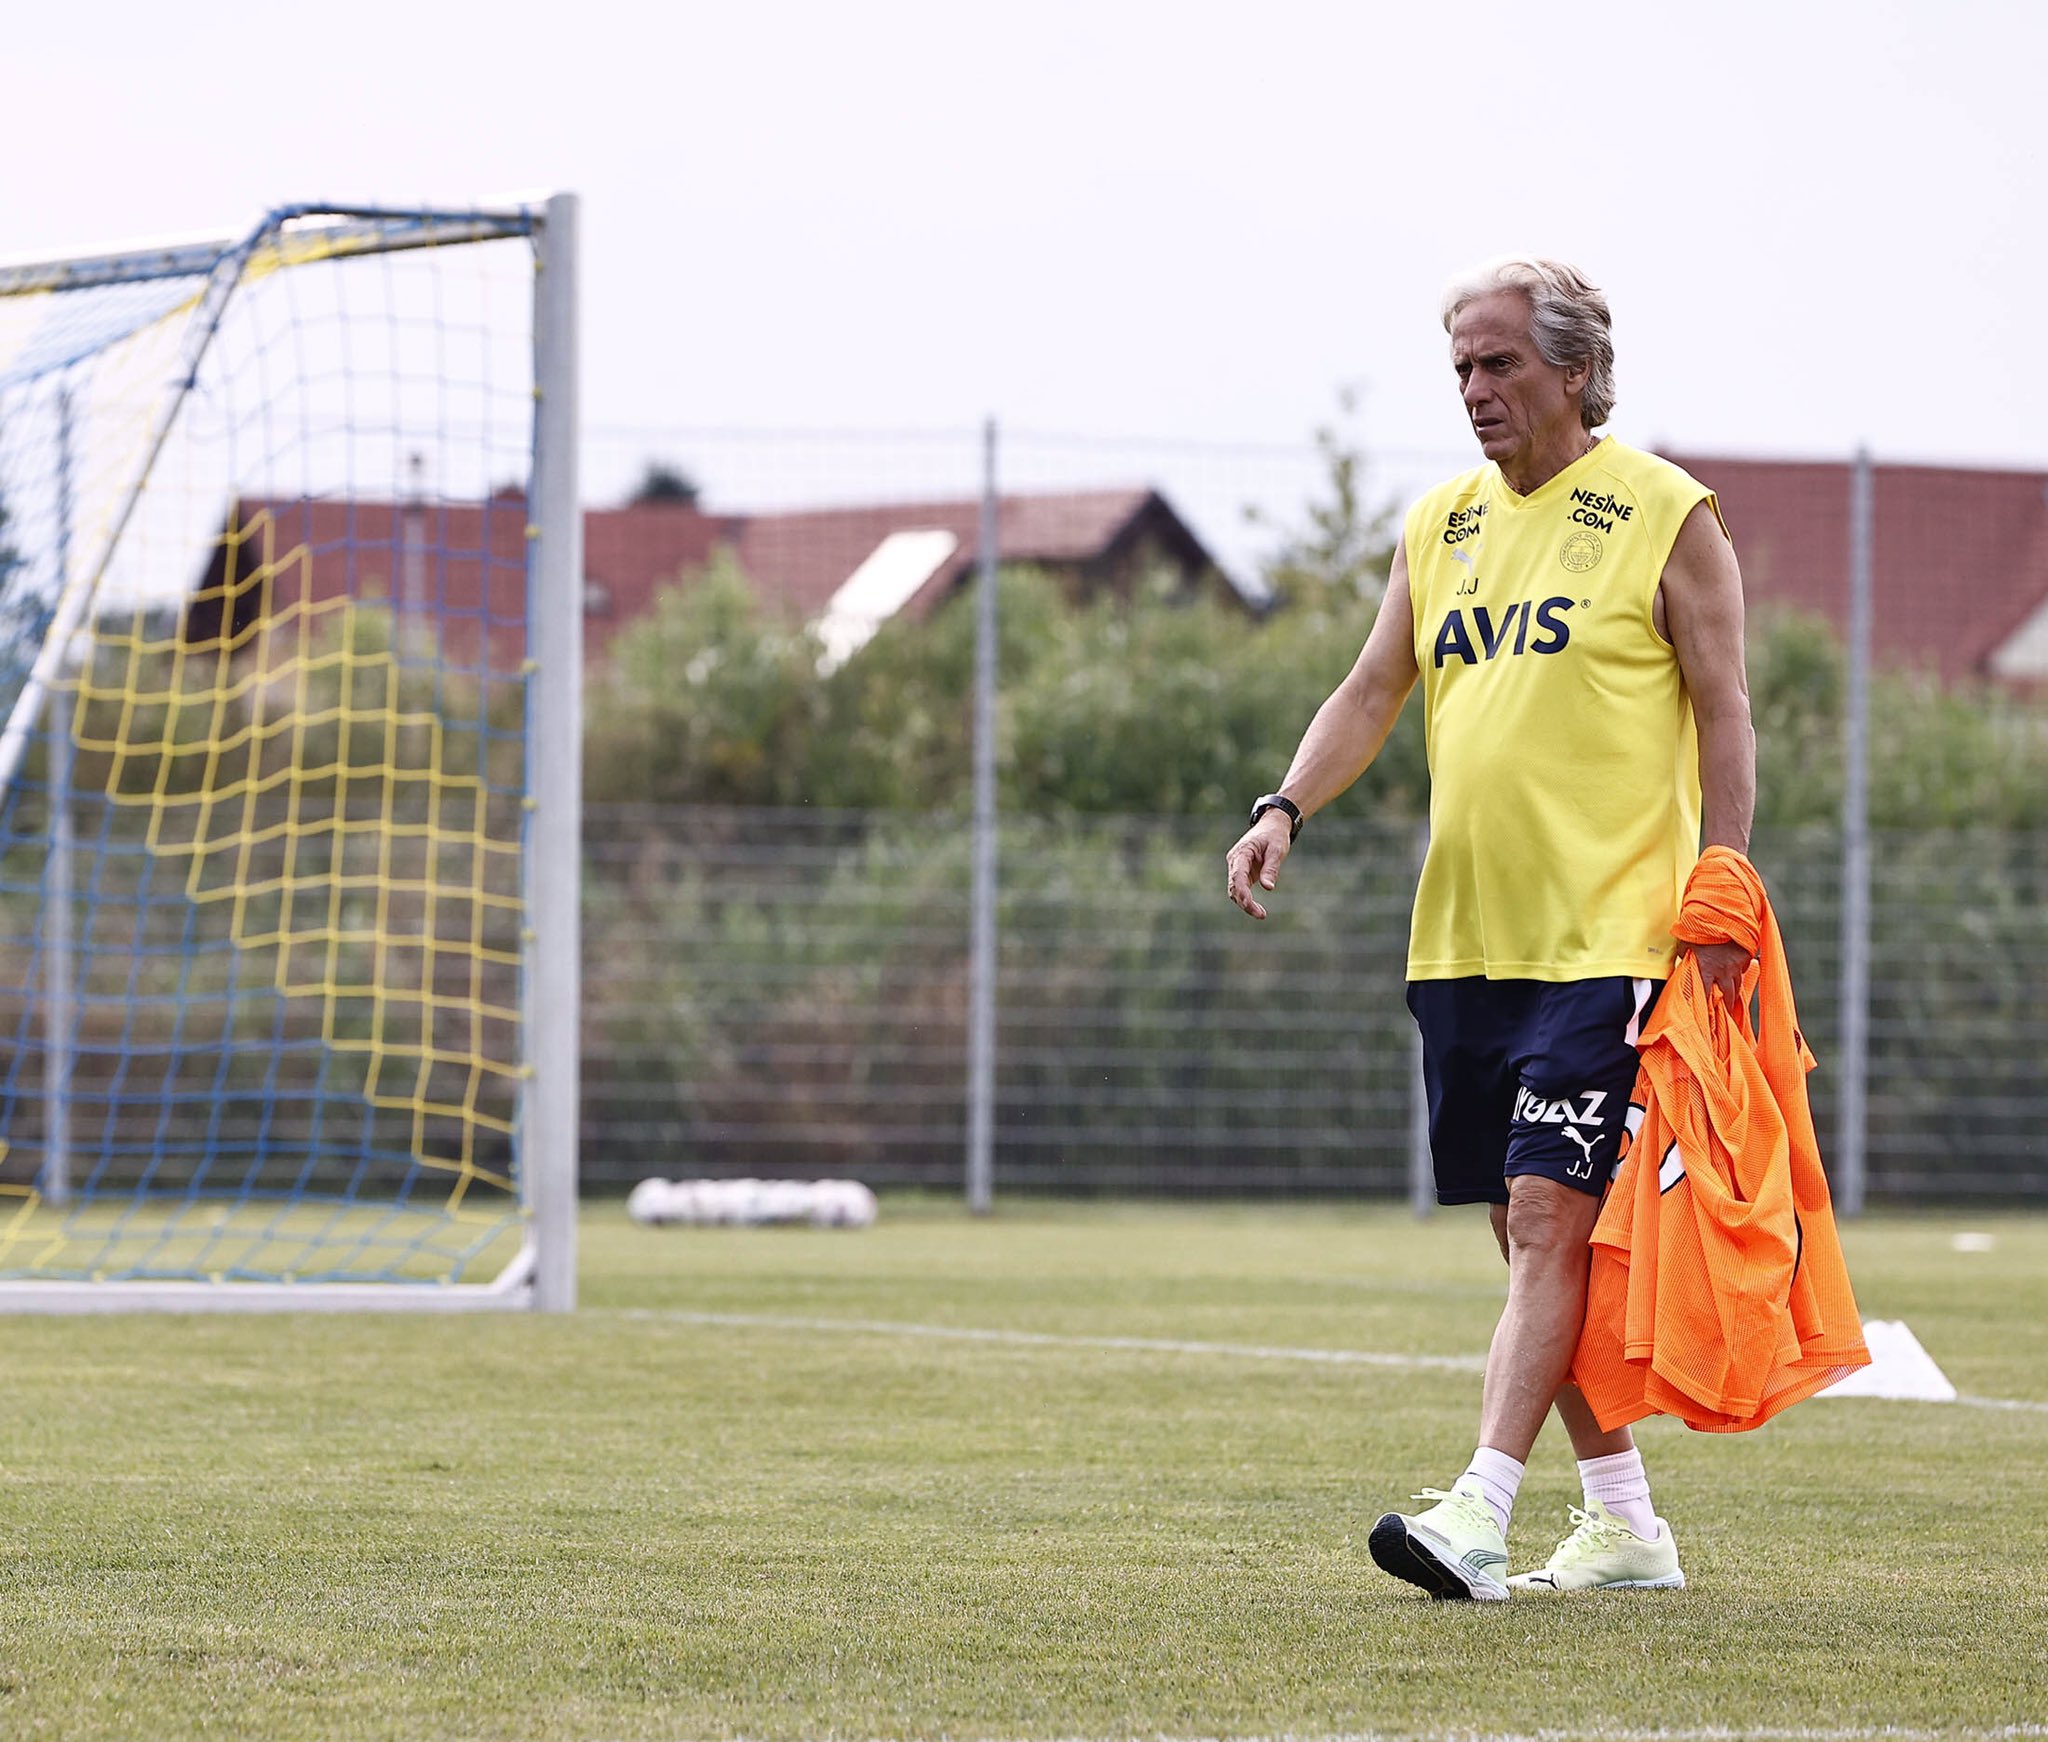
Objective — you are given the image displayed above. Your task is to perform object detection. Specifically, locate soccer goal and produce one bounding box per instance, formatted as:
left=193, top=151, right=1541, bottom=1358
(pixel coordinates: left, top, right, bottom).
left=0, top=197, right=581, bottom=1311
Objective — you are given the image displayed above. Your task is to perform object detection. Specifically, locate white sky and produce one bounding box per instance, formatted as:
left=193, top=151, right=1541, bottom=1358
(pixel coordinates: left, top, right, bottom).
left=6, top=0, right=2043, bottom=505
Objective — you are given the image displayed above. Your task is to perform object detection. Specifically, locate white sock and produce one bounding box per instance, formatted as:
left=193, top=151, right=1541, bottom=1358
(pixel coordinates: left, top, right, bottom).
left=1578, top=1448, right=1659, bottom=1540
left=1459, top=1446, right=1525, bottom=1537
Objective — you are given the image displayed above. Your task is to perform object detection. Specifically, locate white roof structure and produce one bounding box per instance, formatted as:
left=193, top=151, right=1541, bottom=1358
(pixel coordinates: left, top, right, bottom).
left=813, top=528, right=959, bottom=672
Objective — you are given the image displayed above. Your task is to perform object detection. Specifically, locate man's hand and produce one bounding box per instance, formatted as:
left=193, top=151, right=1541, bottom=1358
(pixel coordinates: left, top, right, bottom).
left=1687, top=940, right=1753, bottom=1015
left=1225, top=814, right=1295, bottom=920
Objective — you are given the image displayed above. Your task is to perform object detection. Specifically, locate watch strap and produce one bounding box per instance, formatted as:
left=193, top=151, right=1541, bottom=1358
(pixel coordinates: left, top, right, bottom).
left=1249, top=793, right=1303, bottom=842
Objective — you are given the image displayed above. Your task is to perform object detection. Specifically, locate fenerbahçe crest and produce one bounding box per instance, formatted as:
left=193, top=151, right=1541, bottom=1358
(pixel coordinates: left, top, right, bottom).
left=1559, top=483, right=1633, bottom=570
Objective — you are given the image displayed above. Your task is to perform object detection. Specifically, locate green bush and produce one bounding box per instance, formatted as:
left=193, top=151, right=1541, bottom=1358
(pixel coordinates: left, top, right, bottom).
left=585, top=566, right=2048, bottom=833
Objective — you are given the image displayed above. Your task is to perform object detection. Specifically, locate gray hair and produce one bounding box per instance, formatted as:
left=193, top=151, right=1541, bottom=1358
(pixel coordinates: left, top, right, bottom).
left=1440, top=256, right=1616, bottom=430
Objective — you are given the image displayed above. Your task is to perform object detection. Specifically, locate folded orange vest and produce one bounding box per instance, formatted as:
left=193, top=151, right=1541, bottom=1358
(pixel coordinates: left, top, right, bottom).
left=1571, top=847, right=1870, bottom=1433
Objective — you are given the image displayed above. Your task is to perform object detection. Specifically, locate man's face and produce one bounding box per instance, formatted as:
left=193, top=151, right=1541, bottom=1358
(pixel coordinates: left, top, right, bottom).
left=1449, top=289, right=1586, bottom=471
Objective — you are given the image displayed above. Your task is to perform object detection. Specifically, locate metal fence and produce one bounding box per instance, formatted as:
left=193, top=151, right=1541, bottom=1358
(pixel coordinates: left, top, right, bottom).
left=580, top=805, right=2048, bottom=1203
left=0, top=405, right=2038, bottom=1208
left=564, top=425, right=2048, bottom=1208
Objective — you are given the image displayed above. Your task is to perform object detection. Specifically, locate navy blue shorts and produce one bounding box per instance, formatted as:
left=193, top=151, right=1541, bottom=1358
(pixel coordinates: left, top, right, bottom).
left=1405, top=976, right=1663, bottom=1207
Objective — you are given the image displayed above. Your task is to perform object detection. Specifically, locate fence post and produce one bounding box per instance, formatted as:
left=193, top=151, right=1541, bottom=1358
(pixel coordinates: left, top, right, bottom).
left=1408, top=820, right=1432, bottom=1217
left=42, top=688, right=73, bottom=1206
left=40, top=385, right=77, bottom=1207
left=965, top=418, right=999, bottom=1214
left=1837, top=447, right=1873, bottom=1217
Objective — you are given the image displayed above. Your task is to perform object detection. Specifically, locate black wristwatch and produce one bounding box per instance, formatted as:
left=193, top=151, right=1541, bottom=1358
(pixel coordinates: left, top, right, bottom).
left=1249, top=793, right=1303, bottom=842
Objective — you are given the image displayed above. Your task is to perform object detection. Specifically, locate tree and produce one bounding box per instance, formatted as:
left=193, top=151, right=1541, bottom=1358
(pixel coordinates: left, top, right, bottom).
left=583, top=553, right=830, bottom=807
left=627, top=461, right=701, bottom=508
left=1248, top=386, right=1401, bottom=607
left=577, top=415, right=2048, bottom=833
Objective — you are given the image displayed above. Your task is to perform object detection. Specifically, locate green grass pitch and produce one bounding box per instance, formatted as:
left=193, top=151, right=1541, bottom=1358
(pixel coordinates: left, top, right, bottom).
left=2, top=1202, right=2044, bottom=1740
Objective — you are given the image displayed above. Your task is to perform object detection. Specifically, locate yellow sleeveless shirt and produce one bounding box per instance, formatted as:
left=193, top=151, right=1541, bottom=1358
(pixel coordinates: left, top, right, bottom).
left=1403, top=438, right=1722, bottom=982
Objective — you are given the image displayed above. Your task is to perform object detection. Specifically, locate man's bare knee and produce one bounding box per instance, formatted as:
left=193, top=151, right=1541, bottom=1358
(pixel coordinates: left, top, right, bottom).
left=1503, top=1177, right=1599, bottom=1263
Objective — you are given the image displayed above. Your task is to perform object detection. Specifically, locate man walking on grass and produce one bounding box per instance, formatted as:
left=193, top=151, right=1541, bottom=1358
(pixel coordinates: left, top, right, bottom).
left=1224, top=256, right=1755, bottom=1599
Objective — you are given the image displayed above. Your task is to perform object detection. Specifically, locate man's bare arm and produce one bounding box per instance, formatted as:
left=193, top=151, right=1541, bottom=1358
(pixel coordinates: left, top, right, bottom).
left=1225, top=537, right=1422, bottom=919
left=1661, top=498, right=1754, bottom=853
left=1659, top=497, right=1756, bottom=1001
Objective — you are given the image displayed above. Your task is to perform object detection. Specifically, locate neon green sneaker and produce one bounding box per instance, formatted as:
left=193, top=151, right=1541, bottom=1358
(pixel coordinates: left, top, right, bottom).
left=1507, top=1500, right=1685, bottom=1592
left=1368, top=1479, right=1510, bottom=1601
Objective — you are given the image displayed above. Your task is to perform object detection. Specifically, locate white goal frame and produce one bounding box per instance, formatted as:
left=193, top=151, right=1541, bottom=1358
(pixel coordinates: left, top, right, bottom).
left=0, top=195, right=582, bottom=1314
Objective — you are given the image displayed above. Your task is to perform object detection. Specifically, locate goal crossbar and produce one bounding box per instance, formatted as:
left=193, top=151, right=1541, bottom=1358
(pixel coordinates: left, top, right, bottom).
left=0, top=207, right=542, bottom=299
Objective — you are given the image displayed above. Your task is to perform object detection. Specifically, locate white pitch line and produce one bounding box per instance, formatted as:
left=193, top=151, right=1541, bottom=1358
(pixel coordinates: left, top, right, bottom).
left=648, top=1726, right=2048, bottom=1741
left=737, top=1728, right=2048, bottom=1742
left=611, top=1309, right=1485, bottom=1373
left=971, top=1731, right=2048, bottom=1742
left=1956, top=1392, right=2048, bottom=1415
left=610, top=1309, right=2048, bottom=1415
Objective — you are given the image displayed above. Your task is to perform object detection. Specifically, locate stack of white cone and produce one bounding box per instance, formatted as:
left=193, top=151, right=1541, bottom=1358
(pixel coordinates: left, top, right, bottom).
left=626, top=1177, right=879, bottom=1228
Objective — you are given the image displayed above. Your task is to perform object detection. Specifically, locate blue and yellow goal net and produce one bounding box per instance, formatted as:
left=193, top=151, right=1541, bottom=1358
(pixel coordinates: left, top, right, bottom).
left=0, top=209, right=549, bottom=1289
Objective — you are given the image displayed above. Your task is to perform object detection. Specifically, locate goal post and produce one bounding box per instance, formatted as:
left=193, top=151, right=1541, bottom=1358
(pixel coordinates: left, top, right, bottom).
left=0, top=196, right=581, bottom=1311
left=527, top=193, right=582, bottom=1315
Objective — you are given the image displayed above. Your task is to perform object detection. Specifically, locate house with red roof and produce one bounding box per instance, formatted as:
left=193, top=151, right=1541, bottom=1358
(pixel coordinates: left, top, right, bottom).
left=188, top=486, right=1227, bottom=673
left=189, top=454, right=2048, bottom=690
left=1661, top=453, right=2048, bottom=688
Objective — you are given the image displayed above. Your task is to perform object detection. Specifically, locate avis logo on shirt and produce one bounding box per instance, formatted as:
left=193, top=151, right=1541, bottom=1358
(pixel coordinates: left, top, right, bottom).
left=1433, top=597, right=1575, bottom=667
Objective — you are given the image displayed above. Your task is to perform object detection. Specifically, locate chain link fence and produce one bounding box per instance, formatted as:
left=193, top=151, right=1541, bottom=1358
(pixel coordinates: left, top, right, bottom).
left=581, top=807, right=1415, bottom=1195
left=6, top=282, right=2038, bottom=1217
left=570, top=425, right=2048, bottom=1207
left=580, top=806, right=2048, bottom=1203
